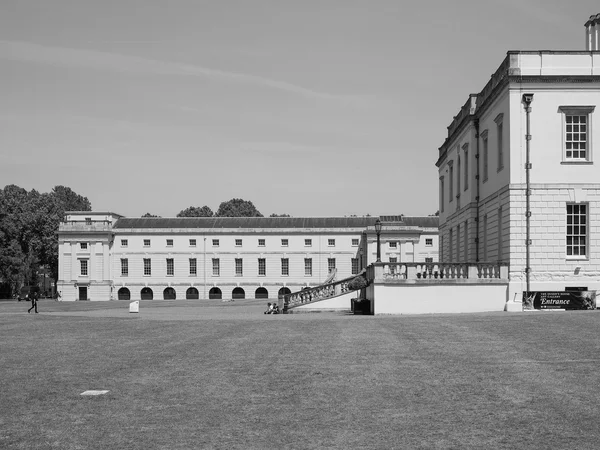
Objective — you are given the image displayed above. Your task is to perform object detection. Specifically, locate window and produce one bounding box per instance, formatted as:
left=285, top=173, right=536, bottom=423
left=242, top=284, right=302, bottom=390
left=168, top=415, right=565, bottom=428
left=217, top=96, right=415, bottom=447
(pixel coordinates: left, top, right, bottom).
left=352, top=258, right=359, bottom=275
left=328, top=258, right=336, bottom=273
left=483, top=215, right=488, bottom=261
left=166, top=258, right=174, bottom=276
left=328, top=239, right=335, bottom=247
left=258, top=258, right=266, bottom=276
left=449, top=228, right=453, bottom=261
left=144, top=258, right=151, bottom=276
left=212, top=239, right=219, bottom=247
left=449, top=163, right=454, bottom=201
left=281, top=239, right=288, bottom=247
left=567, top=204, right=587, bottom=257
left=305, top=258, right=312, bottom=276
left=235, top=258, right=243, bottom=276
left=440, top=176, right=445, bottom=213
left=235, top=239, right=242, bottom=247
left=166, top=239, right=173, bottom=247
left=425, top=257, right=434, bottom=263
left=463, top=220, right=468, bottom=262
left=85, top=217, right=92, bottom=225
left=144, top=239, right=151, bottom=247
left=305, top=239, right=312, bottom=247
left=80, top=242, right=88, bottom=250
left=121, top=258, right=128, bottom=276
left=498, top=208, right=503, bottom=261
left=389, top=242, right=397, bottom=248
left=463, top=144, right=469, bottom=191
left=189, top=258, right=197, bottom=276
left=281, top=258, right=289, bottom=276
left=560, top=106, right=594, bottom=162
left=457, top=152, right=461, bottom=195
left=481, top=130, right=489, bottom=182
left=456, top=223, right=460, bottom=262
left=212, top=258, right=220, bottom=276
left=495, top=114, right=504, bottom=171
left=80, top=259, right=88, bottom=276
left=258, top=239, right=265, bottom=247
left=121, top=239, right=128, bottom=247
left=189, top=239, right=196, bottom=247
left=426, top=238, right=433, bottom=246
left=352, top=238, right=359, bottom=246
left=389, top=257, right=397, bottom=274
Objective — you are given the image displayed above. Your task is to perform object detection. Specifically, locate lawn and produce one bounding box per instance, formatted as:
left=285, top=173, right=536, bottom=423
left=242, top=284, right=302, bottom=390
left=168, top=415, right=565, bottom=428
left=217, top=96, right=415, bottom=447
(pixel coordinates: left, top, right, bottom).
left=1, top=299, right=599, bottom=449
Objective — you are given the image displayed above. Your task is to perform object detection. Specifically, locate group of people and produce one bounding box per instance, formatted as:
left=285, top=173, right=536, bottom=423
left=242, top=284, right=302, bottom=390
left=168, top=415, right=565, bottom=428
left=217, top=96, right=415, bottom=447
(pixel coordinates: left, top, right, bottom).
left=264, top=302, right=280, bottom=314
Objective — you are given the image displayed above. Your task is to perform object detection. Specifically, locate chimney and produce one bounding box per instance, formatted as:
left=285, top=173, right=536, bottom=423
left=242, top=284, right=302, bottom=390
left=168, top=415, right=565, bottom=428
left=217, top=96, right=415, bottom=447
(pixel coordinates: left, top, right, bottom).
left=585, top=14, right=600, bottom=51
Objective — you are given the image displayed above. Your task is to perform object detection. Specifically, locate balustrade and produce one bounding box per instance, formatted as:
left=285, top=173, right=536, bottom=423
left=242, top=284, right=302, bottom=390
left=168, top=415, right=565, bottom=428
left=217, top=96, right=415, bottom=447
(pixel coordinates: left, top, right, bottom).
left=373, top=262, right=508, bottom=281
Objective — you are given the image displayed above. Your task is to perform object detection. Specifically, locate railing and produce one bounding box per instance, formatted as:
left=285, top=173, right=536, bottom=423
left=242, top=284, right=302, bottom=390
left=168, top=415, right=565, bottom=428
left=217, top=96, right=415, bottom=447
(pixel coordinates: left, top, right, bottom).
left=367, top=262, right=509, bottom=282
left=281, top=272, right=367, bottom=313
left=58, top=221, right=113, bottom=232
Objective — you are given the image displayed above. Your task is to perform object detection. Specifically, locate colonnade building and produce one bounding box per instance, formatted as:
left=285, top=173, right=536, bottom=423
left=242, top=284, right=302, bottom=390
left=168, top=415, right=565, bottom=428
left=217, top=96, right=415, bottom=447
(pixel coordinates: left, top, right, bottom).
left=437, top=15, right=600, bottom=300
left=57, top=212, right=438, bottom=301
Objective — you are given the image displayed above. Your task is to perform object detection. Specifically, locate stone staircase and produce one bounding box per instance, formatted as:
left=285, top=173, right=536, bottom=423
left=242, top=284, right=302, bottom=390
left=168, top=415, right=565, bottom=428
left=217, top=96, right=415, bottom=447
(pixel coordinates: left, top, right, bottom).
left=279, top=271, right=368, bottom=313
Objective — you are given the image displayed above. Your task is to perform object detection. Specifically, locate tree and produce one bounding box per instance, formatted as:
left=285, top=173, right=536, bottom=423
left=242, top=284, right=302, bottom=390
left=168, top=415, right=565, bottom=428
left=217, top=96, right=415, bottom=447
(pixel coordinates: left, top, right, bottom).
left=0, top=184, right=92, bottom=296
left=215, top=198, right=263, bottom=217
left=270, top=213, right=291, bottom=217
left=142, top=213, right=160, bottom=218
left=177, top=206, right=213, bottom=217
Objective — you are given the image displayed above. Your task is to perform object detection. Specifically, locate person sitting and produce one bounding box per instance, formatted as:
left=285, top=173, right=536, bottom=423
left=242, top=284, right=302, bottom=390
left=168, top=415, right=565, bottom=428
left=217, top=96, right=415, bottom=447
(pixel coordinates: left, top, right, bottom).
left=264, top=302, right=272, bottom=314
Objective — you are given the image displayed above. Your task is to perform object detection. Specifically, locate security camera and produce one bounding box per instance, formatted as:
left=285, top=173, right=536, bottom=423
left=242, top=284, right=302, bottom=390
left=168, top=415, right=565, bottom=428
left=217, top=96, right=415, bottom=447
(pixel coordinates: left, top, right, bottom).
left=522, top=93, right=534, bottom=104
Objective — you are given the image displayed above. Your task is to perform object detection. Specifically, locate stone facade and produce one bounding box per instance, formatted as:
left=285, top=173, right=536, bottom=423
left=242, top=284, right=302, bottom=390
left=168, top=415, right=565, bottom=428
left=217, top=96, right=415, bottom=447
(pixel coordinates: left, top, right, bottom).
left=57, top=214, right=438, bottom=301
left=437, top=47, right=600, bottom=301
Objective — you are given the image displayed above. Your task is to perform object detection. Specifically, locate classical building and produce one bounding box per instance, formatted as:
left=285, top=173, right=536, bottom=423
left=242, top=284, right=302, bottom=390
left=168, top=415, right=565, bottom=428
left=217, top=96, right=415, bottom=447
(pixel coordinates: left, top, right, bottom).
left=57, top=212, right=438, bottom=301
left=437, top=15, right=600, bottom=300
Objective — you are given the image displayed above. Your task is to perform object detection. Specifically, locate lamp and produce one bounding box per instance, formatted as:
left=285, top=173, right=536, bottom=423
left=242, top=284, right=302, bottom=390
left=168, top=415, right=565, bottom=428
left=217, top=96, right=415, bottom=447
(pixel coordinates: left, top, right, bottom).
left=375, top=219, right=382, bottom=263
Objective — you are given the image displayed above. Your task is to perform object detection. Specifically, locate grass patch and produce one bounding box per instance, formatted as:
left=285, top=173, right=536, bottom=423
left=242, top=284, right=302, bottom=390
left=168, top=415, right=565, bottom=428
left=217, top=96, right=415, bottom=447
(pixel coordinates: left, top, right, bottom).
left=1, top=300, right=600, bottom=449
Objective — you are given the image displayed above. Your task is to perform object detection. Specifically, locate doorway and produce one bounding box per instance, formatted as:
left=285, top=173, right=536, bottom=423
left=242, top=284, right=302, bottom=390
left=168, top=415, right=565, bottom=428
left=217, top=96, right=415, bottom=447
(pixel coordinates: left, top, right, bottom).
left=78, top=286, right=88, bottom=301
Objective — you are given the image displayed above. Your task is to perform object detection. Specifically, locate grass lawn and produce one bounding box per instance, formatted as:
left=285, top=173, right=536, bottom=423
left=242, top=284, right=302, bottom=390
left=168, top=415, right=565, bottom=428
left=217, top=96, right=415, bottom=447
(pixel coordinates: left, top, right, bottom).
left=1, top=299, right=600, bottom=449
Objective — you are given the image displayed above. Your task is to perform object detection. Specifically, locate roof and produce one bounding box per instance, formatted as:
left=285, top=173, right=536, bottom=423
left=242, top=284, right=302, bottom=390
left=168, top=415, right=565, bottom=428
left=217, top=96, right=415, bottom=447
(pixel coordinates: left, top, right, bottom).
left=112, top=216, right=438, bottom=230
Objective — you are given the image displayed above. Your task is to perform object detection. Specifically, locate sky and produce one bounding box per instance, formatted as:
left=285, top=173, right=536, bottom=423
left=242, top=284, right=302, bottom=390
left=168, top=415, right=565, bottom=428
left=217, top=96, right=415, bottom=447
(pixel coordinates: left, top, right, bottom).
left=1, top=1, right=598, bottom=218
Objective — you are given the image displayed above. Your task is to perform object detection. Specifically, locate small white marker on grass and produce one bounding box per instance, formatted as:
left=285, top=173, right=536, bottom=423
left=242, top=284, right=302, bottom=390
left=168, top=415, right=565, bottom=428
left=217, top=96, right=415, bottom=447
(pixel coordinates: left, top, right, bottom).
left=129, top=301, right=139, bottom=313
left=80, top=390, right=109, bottom=396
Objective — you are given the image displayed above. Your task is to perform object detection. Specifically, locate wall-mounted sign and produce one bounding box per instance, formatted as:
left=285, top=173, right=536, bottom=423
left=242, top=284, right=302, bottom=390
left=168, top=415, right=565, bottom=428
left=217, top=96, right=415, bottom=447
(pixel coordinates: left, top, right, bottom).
left=522, top=291, right=596, bottom=310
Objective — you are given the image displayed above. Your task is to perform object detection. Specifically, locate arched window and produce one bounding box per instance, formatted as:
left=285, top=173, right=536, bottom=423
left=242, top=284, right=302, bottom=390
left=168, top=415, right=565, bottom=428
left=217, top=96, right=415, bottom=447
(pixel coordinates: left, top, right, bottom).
left=209, top=287, right=222, bottom=299
left=186, top=287, right=199, bottom=300
left=118, top=287, right=130, bottom=300
left=255, top=287, right=269, bottom=299
left=163, top=287, right=176, bottom=300
left=141, top=287, right=153, bottom=300
left=232, top=287, right=245, bottom=299
left=278, top=287, right=291, bottom=299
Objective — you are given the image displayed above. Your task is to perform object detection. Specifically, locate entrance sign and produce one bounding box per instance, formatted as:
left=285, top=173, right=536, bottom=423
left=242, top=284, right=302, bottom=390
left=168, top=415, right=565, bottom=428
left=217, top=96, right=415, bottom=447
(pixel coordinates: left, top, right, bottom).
left=129, top=301, right=139, bottom=313
left=523, top=291, right=596, bottom=310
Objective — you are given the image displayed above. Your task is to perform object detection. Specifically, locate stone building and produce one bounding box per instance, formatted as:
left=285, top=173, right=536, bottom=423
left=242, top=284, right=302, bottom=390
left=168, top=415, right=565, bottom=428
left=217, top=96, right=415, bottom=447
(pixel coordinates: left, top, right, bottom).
left=437, top=15, right=600, bottom=300
left=57, top=213, right=438, bottom=301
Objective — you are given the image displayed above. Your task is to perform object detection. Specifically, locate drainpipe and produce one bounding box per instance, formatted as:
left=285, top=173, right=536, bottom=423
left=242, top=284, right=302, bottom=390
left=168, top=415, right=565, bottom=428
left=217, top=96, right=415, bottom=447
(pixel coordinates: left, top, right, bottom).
left=522, top=93, right=534, bottom=292
left=474, top=119, right=480, bottom=262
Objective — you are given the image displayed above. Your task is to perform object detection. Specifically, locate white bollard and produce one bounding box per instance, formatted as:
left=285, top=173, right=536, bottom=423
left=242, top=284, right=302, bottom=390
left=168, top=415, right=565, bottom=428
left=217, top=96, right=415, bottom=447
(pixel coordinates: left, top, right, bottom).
left=129, top=300, right=139, bottom=313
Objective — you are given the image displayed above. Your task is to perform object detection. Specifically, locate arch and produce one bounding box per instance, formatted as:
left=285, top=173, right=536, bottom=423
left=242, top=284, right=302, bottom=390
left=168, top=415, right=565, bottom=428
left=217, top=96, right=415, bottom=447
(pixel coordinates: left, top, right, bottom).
left=117, top=287, right=130, bottom=300
left=232, top=287, right=245, bottom=299
left=163, top=287, right=176, bottom=300
left=255, top=287, right=269, bottom=299
left=209, top=287, right=222, bottom=299
left=186, top=287, right=199, bottom=300
left=141, top=287, right=153, bottom=300
left=278, top=287, right=291, bottom=298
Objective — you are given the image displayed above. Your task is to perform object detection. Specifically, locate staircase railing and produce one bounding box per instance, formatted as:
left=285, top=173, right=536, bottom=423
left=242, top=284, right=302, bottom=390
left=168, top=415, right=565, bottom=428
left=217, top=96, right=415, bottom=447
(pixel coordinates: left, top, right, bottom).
left=280, top=272, right=367, bottom=313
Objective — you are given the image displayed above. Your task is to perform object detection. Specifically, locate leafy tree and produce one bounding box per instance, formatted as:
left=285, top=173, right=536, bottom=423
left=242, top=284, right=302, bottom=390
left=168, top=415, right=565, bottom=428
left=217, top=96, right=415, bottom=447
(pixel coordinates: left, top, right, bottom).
left=142, top=213, right=160, bottom=218
left=215, top=198, right=263, bottom=217
left=270, top=213, right=291, bottom=217
left=177, top=206, right=213, bottom=217
left=0, top=184, right=91, bottom=296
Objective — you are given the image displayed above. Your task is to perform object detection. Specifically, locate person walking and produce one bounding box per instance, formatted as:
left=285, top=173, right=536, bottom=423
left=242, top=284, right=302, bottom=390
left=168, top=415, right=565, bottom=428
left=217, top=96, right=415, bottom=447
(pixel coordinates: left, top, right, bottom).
left=28, top=290, right=39, bottom=314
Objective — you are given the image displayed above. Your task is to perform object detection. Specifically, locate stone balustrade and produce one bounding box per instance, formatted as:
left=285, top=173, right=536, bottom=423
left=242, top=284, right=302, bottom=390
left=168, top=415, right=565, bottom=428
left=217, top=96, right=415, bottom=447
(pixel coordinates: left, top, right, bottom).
left=281, top=273, right=364, bottom=312
left=367, top=262, right=509, bottom=282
